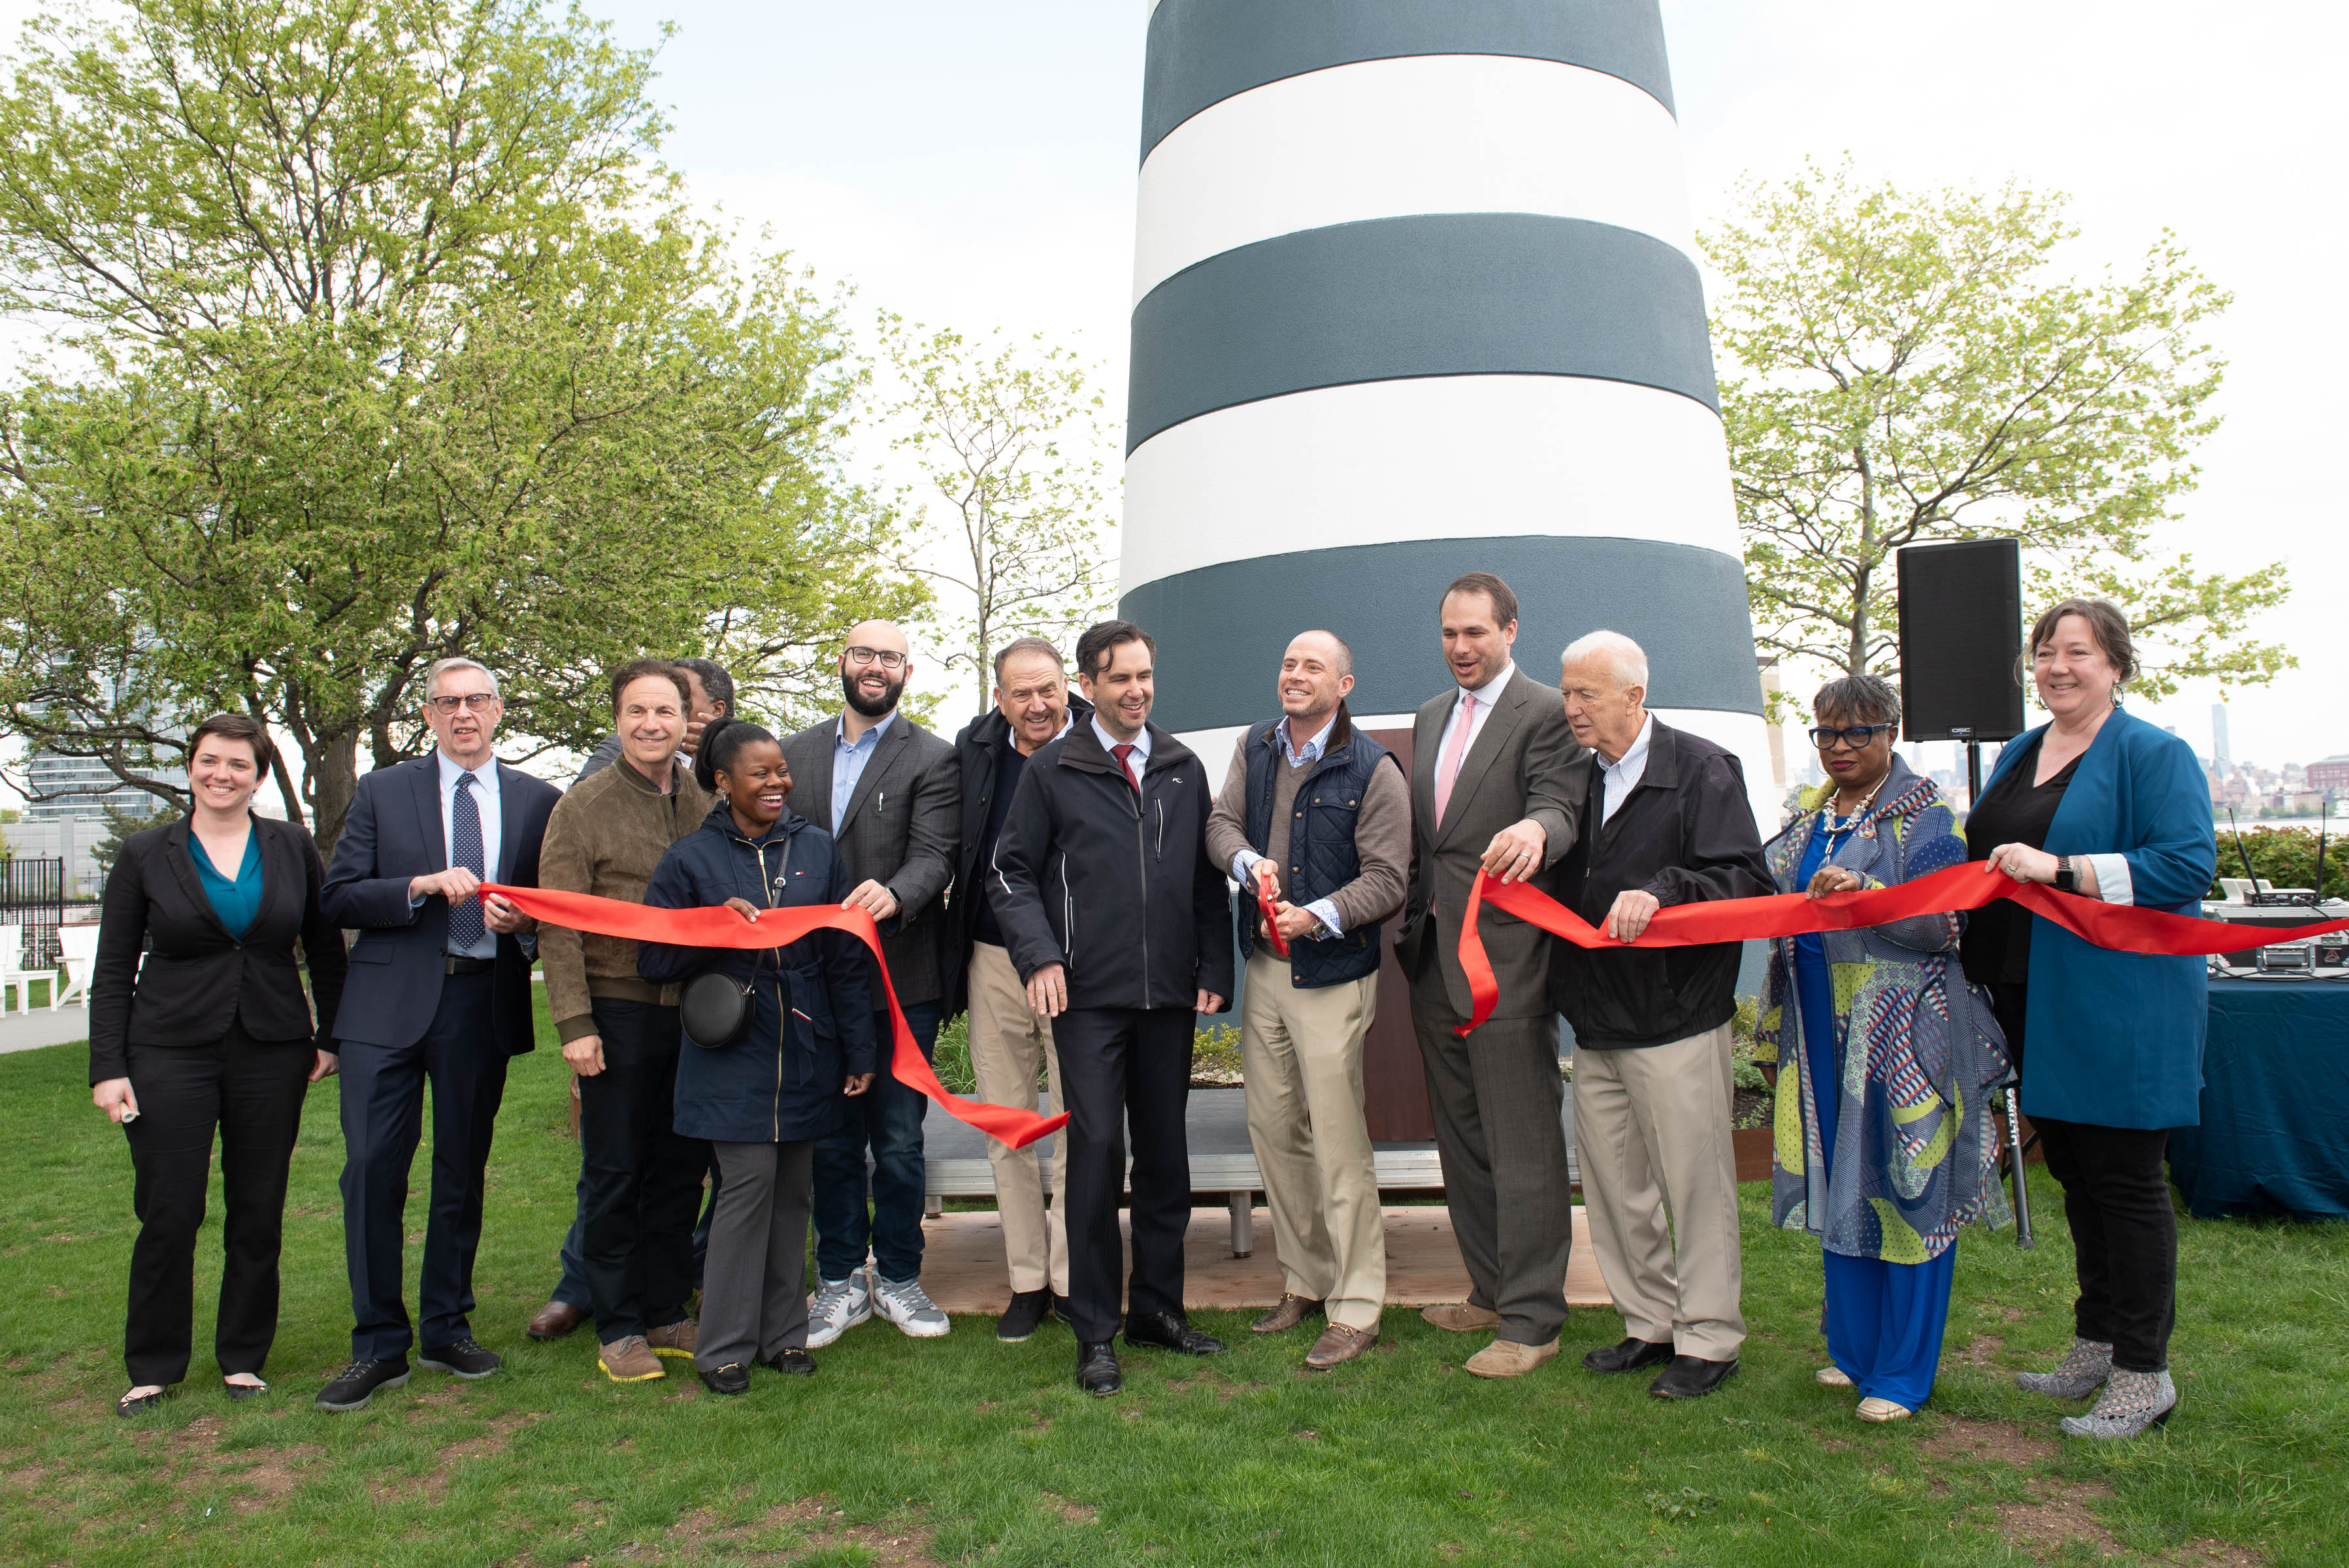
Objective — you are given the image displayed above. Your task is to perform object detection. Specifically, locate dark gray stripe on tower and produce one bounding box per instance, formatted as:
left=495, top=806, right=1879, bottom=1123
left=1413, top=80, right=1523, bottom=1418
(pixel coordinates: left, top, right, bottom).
left=1121, top=536, right=1763, bottom=734
left=1141, top=0, right=1676, bottom=161
left=1126, top=213, right=1717, bottom=454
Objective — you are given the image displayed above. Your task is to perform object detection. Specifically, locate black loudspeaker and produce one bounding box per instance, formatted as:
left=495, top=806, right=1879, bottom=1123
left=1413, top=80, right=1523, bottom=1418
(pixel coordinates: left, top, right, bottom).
left=1897, top=538, right=2026, bottom=743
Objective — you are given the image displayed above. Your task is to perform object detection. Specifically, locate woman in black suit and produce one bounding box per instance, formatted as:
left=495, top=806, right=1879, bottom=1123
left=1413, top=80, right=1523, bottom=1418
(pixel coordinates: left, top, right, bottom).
left=90, top=714, right=347, bottom=1414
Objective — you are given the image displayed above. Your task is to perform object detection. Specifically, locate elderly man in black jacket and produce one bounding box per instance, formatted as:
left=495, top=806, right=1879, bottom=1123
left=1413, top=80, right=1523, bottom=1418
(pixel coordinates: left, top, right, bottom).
left=993, top=619, right=1234, bottom=1396
left=1551, top=630, right=1773, bottom=1403
left=944, top=637, right=1092, bottom=1343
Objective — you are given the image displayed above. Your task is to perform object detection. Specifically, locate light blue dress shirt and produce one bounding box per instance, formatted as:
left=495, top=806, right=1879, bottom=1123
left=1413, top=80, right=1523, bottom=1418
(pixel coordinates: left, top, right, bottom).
left=1597, top=713, right=1655, bottom=828
left=1228, top=713, right=1345, bottom=939
left=1091, top=714, right=1149, bottom=779
left=432, top=749, right=502, bottom=959
left=832, top=711, right=896, bottom=834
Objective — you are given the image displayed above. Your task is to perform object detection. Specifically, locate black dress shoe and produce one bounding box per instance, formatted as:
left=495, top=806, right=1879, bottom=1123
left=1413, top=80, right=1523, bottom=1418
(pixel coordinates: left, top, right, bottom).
left=1649, top=1354, right=1739, bottom=1399
left=1583, top=1337, right=1676, bottom=1375
left=1124, top=1311, right=1226, bottom=1356
left=316, top=1358, right=410, bottom=1411
left=998, top=1289, right=1051, bottom=1343
left=1049, top=1292, right=1075, bottom=1326
left=1076, top=1341, right=1123, bottom=1396
left=700, top=1362, right=750, bottom=1396
left=760, top=1348, right=816, bottom=1377
left=419, top=1338, right=502, bottom=1379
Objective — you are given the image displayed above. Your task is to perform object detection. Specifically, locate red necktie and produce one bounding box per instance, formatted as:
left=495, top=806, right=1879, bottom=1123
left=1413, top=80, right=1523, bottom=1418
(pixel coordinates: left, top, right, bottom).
left=1111, top=742, right=1140, bottom=793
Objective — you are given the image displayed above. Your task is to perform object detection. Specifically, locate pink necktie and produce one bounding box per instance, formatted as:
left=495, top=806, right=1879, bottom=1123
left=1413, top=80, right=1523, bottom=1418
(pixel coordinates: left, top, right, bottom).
left=1434, top=693, right=1475, bottom=827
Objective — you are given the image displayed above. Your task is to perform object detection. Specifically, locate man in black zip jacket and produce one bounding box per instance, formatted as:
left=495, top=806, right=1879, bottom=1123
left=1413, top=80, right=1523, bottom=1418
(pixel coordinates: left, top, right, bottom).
left=993, top=619, right=1234, bottom=1395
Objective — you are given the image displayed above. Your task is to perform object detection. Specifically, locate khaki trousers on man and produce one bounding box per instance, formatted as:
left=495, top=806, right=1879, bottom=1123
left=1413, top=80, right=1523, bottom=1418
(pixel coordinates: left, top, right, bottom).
left=966, top=941, right=1068, bottom=1295
left=1241, top=951, right=1387, bottom=1330
left=1572, top=1020, right=1746, bottom=1361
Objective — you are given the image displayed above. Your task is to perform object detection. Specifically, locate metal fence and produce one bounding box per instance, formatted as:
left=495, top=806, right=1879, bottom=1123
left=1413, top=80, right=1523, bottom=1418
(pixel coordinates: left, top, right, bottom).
left=0, top=857, right=67, bottom=967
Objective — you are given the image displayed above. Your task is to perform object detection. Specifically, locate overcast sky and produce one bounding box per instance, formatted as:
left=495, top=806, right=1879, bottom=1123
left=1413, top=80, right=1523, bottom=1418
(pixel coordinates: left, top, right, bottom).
left=2, top=1, right=2335, bottom=772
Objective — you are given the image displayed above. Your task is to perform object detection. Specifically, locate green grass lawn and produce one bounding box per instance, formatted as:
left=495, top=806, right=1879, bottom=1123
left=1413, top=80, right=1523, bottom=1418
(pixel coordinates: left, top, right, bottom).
left=1, top=1005, right=2343, bottom=1567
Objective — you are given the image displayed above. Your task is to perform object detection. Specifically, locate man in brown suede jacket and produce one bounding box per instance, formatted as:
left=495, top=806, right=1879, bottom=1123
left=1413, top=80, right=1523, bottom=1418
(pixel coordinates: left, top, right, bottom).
left=535, top=660, right=712, bottom=1385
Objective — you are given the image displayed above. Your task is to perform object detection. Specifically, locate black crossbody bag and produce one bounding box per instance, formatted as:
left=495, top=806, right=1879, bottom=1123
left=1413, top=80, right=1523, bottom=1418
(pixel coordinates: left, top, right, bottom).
left=682, top=834, right=790, bottom=1049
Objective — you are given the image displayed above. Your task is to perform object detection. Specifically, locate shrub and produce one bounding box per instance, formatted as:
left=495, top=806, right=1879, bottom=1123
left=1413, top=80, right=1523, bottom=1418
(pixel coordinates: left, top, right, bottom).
left=2209, top=824, right=2348, bottom=900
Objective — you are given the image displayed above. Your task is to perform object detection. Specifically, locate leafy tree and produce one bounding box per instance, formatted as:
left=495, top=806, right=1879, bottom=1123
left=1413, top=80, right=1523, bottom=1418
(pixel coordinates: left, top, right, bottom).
left=878, top=316, right=1117, bottom=712
left=1705, top=160, right=2292, bottom=710
left=0, top=0, right=920, bottom=849
left=91, top=802, right=178, bottom=881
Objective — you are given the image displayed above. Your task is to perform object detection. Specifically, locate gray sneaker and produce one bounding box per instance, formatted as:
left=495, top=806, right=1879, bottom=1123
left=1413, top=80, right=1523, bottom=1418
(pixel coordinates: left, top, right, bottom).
left=805, top=1272, right=871, bottom=1348
left=872, top=1271, right=951, bottom=1339
left=2062, top=1368, right=2177, bottom=1439
left=2016, top=1336, right=2113, bottom=1400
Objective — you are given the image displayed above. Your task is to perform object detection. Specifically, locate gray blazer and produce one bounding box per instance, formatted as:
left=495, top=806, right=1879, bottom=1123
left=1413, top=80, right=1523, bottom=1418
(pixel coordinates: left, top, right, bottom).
left=1395, top=666, right=1590, bottom=1020
left=779, top=714, right=960, bottom=1007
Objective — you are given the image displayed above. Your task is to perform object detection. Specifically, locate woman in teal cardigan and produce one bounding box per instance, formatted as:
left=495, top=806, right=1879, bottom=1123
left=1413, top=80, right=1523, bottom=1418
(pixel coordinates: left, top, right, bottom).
left=1965, top=599, right=2215, bottom=1441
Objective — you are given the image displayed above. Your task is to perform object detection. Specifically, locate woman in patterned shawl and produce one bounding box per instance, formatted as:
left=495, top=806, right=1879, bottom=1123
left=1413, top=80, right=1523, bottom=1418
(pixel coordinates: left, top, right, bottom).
left=1755, top=675, right=2011, bottom=1422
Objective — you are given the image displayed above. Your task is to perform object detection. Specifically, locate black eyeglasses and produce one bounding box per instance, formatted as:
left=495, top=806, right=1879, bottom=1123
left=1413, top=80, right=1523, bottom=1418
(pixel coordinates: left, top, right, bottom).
left=844, top=646, right=907, bottom=670
left=425, top=693, right=499, bottom=714
left=1809, top=722, right=1895, bottom=750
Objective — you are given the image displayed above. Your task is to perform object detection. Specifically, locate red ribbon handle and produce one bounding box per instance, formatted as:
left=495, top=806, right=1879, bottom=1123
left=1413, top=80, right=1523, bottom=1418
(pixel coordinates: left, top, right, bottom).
left=484, top=883, right=1068, bottom=1150
left=1251, top=862, right=1290, bottom=959
left=1456, top=864, right=2349, bottom=1036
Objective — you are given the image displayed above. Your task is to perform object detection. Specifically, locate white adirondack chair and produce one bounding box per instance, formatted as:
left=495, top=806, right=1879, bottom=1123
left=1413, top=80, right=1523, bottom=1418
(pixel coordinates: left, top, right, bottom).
left=0, top=923, right=54, bottom=1015
left=53, top=924, right=101, bottom=1009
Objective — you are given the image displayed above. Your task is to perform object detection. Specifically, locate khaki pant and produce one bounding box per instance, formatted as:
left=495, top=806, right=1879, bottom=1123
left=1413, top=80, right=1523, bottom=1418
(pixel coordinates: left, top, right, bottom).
left=967, top=942, right=1068, bottom=1295
left=1241, top=951, right=1387, bottom=1330
left=1572, top=1021, right=1746, bottom=1361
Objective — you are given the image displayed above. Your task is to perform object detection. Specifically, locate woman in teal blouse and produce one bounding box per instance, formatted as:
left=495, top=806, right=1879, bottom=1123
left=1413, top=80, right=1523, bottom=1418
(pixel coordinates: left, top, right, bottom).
left=91, top=715, right=347, bottom=1415
left=1969, top=600, right=2216, bottom=1441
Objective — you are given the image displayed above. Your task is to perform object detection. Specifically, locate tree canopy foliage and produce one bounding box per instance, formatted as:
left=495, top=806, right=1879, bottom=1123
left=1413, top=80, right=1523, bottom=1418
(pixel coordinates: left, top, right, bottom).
left=0, top=0, right=920, bottom=848
left=1706, top=161, right=2291, bottom=709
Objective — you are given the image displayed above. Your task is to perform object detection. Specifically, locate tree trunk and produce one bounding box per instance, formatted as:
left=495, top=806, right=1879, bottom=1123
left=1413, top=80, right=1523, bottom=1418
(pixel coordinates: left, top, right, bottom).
left=306, top=728, right=363, bottom=859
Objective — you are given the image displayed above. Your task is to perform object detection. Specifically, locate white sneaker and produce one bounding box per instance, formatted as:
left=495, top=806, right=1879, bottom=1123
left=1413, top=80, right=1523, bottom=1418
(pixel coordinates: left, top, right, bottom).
left=870, top=1271, right=951, bottom=1339
left=805, top=1273, right=870, bottom=1348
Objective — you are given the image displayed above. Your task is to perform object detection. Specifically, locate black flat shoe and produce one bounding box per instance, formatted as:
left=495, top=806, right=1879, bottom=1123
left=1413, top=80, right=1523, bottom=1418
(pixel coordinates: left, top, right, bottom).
left=998, top=1289, right=1050, bottom=1343
left=1076, top=1341, right=1123, bottom=1396
left=223, top=1379, right=267, bottom=1402
left=1649, top=1354, right=1739, bottom=1400
left=700, top=1362, right=750, bottom=1396
left=1583, top=1337, right=1675, bottom=1375
left=418, top=1338, right=502, bottom=1379
left=759, top=1348, right=816, bottom=1377
left=1048, top=1292, right=1076, bottom=1326
left=1123, top=1311, right=1226, bottom=1356
left=316, top=1358, right=410, bottom=1412
left=117, top=1387, right=170, bottom=1417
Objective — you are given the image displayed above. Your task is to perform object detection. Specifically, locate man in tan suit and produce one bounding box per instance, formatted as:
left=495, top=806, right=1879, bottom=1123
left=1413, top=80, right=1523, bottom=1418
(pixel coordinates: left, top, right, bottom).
left=1394, top=572, right=1589, bottom=1378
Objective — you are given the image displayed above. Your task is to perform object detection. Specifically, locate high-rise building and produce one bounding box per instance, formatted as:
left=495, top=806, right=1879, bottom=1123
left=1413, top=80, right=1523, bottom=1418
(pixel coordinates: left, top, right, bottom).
left=12, top=748, right=184, bottom=894
left=2211, top=703, right=2232, bottom=772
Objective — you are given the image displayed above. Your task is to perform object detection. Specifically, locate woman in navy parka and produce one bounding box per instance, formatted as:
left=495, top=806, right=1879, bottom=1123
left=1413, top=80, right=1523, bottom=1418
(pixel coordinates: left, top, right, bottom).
left=639, top=719, right=877, bottom=1396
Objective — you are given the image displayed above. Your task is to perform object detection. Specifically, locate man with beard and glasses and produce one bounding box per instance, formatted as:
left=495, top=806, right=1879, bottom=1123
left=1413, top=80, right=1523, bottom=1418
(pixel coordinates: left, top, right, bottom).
left=780, top=621, right=960, bottom=1346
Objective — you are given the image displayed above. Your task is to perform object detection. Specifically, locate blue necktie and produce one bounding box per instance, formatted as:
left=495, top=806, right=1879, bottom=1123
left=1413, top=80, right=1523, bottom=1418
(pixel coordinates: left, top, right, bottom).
left=449, top=773, right=486, bottom=952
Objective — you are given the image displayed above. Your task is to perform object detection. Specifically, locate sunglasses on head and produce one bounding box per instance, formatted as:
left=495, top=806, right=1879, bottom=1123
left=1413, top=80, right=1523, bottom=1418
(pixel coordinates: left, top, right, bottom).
left=1809, top=722, right=1895, bottom=750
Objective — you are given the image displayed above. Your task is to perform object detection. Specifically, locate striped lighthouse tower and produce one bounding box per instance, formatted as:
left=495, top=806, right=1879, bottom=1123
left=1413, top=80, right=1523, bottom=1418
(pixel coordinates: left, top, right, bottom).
left=1119, top=0, right=1774, bottom=825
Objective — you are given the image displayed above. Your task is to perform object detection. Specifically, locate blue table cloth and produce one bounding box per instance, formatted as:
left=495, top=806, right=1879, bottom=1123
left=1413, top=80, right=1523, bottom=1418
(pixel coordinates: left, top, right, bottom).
left=2167, top=978, right=2349, bottom=1220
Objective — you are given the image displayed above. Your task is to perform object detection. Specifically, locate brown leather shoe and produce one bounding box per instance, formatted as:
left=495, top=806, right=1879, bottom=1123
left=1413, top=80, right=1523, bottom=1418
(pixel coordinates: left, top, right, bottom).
left=1251, top=1294, right=1325, bottom=1334
left=596, top=1335, right=665, bottom=1384
left=1304, top=1322, right=1379, bottom=1370
left=644, top=1318, right=698, bottom=1359
left=1421, top=1301, right=1501, bottom=1333
left=527, top=1299, right=586, bottom=1341
left=1464, top=1337, right=1560, bottom=1379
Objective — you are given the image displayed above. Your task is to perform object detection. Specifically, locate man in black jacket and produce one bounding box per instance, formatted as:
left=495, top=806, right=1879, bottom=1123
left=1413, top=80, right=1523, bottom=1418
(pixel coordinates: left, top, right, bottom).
left=993, top=619, right=1234, bottom=1395
left=944, top=637, right=1091, bottom=1343
left=1549, top=631, right=1773, bottom=1403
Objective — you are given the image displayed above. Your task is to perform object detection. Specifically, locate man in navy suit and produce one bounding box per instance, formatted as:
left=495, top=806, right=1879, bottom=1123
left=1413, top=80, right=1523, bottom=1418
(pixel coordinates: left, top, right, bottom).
left=316, top=657, right=561, bottom=1411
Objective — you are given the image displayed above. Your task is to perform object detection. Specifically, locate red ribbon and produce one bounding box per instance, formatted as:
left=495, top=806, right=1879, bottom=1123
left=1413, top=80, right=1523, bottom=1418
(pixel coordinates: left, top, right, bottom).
left=1458, top=864, right=2349, bottom=1036
left=484, top=883, right=1068, bottom=1151
left=1250, top=866, right=1290, bottom=959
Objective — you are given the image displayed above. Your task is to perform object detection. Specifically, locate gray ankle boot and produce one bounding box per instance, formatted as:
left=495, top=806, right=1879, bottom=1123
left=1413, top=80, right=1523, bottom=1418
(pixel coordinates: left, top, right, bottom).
left=2015, top=1336, right=2112, bottom=1399
left=2061, top=1368, right=2177, bottom=1439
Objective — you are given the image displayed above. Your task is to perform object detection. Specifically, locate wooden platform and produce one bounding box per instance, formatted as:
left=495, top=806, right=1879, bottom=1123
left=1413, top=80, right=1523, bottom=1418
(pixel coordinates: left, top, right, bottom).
left=915, top=1203, right=1615, bottom=1315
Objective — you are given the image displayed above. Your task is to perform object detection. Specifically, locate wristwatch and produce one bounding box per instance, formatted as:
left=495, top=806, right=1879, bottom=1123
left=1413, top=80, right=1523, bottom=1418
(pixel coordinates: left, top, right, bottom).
left=2054, top=855, right=2077, bottom=893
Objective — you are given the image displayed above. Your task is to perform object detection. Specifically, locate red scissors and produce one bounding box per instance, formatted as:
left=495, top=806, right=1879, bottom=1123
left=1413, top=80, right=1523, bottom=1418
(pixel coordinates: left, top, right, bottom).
left=1251, top=862, right=1290, bottom=958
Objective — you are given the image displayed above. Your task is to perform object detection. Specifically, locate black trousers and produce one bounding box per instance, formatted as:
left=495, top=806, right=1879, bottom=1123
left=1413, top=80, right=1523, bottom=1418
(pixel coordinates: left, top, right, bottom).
left=576, top=999, right=709, bottom=1343
left=338, top=970, right=509, bottom=1362
left=1056, top=1006, right=1194, bottom=1344
left=120, top=1024, right=313, bottom=1387
left=1997, top=983, right=2178, bottom=1373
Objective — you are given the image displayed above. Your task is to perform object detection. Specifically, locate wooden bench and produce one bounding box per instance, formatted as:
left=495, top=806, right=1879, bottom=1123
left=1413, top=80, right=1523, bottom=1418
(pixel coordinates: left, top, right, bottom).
left=925, top=1145, right=1581, bottom=1257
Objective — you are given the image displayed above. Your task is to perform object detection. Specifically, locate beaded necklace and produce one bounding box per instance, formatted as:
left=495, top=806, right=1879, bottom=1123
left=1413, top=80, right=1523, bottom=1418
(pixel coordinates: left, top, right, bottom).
left=1817, top=771, right=1889, bottom=858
